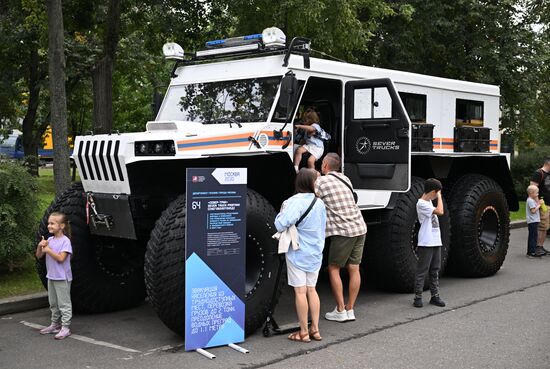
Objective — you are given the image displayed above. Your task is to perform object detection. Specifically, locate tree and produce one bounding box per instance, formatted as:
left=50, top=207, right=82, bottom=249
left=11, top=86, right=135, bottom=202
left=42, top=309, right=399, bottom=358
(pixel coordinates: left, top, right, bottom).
left=0, top=0, right=50, bottom=175
left=363, top=0, right=545, bottom=149
left=91, top=0, right=122, bottom=134
left=46, top=0, right=71, bottom=194
left=222, top=0, right=397, bottom=62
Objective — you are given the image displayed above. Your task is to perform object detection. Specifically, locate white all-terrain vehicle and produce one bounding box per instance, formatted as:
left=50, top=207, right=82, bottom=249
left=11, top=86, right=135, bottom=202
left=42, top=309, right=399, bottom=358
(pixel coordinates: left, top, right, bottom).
left=38, top=27, right=518, bottom=336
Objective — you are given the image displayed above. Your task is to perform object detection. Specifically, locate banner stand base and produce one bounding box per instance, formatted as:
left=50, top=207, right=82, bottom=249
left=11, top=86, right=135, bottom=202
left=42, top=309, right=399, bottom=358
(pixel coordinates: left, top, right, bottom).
left=228, top=343, right=249, bottom=354
left=263, top=315, right=311, bottom=337
left=262, top=255, right=310, bottom=337
left=196, top=348, right=216, bottom=360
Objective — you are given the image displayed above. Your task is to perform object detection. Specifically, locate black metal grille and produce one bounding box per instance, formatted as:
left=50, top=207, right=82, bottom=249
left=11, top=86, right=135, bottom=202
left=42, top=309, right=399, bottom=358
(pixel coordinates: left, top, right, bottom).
left=76, top=139, right=124, bottom=181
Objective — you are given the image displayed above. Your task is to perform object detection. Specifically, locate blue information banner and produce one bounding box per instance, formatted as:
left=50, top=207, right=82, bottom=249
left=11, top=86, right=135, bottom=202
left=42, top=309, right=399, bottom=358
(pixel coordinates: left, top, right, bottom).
left=185, top=168, right=247, bottom=351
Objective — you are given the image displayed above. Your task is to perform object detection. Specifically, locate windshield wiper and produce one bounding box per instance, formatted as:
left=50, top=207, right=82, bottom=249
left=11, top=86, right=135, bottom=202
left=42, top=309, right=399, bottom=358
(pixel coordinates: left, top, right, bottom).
left=207, top=116, right=243, bottom=128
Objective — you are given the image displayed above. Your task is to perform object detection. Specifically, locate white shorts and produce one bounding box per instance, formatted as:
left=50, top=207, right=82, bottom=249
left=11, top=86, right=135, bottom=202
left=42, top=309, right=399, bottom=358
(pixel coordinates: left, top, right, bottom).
left=286, top=257, right=319, bottom=287
left=302, top=144, right=324, bottom=160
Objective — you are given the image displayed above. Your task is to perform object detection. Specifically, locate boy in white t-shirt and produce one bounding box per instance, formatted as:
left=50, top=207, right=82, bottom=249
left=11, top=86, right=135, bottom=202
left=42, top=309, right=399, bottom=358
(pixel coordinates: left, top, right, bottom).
left=413, top=178, right=446, bottom=308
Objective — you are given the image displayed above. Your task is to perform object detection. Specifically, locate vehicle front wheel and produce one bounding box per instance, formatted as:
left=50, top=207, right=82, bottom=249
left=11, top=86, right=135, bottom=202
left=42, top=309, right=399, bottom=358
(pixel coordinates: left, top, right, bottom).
left=365, top=177, right=450, bottom=292
left=37, top=183, right=146, bottom=313
left=144, top=189, right=284, bottom=337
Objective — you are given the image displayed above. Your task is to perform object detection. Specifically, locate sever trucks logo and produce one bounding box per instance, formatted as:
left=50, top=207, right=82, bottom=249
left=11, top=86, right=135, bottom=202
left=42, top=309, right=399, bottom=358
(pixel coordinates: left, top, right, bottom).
left=356, top=137, right=371, bottom=155
left=356, top=137, right=400, bottom=155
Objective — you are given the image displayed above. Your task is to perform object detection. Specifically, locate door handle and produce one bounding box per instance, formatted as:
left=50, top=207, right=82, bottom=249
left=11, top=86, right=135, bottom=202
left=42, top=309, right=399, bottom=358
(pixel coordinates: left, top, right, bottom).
left=361, top=123, right=390, bottom=129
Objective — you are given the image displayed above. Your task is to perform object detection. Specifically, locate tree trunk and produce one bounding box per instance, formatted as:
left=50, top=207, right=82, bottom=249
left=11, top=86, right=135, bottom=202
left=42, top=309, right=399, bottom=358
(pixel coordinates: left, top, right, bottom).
left=91, top=0, right=121, bottom=135
left=92, top=57, right=113, bottom=134
left=46, top=0, right=71, bottom=195
left=21, top=45, right=41, bottom=176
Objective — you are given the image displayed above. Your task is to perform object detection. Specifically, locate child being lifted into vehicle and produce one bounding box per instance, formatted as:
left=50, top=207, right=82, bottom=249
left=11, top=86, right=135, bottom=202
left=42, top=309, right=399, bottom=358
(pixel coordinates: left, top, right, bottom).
left=293, top=107, right=330, bottom=172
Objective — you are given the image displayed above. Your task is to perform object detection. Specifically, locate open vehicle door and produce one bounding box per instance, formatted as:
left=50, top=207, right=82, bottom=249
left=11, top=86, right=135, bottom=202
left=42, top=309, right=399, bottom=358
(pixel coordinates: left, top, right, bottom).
left=343, top=78, right=411, bottom=192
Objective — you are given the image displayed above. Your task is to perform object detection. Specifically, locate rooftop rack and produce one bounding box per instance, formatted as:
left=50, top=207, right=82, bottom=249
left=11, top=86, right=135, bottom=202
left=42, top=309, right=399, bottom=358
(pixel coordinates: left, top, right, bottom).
left=169, top=37, right=311, bottom=78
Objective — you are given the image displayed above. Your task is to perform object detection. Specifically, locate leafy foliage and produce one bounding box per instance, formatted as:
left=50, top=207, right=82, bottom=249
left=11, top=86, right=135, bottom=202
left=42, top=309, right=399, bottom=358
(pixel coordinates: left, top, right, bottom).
left=0, top=160, right=38, bottom=271
left=0, top=0, right=549, bottom=147
left=510, top=146, right=550, bottom=198
left=223, top=0, right=398, bottom=62
left=363, top=0, right=549, bottom=148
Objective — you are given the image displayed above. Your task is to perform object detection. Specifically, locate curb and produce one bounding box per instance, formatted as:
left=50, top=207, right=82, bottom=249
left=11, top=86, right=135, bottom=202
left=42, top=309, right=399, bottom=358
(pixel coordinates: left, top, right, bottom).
left=0, top=291, right=48, bottom=316
left=510, top=220, right=527, bottom=229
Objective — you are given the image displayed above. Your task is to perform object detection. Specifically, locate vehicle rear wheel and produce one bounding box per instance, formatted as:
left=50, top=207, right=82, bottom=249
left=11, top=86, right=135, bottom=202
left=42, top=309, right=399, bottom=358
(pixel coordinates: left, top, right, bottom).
left=37, top=183, right=146, bottom=313
left=144, top=189, right=283, bottom=337
left=365, top=177, right=450, bottom=292
left=446, top=174, right=509, bottom=276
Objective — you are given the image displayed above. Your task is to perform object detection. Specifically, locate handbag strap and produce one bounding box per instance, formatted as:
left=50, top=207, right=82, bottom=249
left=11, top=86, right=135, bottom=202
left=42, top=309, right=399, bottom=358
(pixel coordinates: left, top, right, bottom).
left=538, top=169, right=546, bottom=184
left=328, top=173, right=355, bottom=195
left=295, top=197, right=318, bottom=227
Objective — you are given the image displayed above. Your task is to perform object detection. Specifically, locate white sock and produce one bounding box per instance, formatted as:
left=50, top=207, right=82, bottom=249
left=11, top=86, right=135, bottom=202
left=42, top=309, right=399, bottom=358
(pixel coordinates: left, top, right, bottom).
left=294, top=165, right=299, bottom=173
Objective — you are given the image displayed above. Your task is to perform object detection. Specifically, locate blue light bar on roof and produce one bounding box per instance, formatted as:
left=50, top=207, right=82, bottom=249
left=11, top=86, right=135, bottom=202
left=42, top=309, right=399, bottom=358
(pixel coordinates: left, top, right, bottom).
left=205, top=33, right=263, bottom=48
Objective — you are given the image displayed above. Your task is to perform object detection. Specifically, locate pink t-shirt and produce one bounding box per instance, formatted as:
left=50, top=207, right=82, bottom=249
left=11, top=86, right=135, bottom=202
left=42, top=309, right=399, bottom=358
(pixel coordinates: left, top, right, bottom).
left=45, top=235, right=73, bottom=281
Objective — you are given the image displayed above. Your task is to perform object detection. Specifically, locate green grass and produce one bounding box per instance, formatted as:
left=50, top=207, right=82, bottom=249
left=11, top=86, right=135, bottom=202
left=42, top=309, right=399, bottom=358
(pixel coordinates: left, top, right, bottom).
left=36, top=167, right=56, bottom=214
left=510, top=201, right=526, bottom=222
left=0, top=255, right=44, bottom=299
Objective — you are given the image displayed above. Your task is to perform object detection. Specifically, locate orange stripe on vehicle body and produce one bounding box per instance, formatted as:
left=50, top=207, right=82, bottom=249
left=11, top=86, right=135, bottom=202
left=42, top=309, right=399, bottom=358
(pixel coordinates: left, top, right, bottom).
left=177, top=132, right=253, bottom=145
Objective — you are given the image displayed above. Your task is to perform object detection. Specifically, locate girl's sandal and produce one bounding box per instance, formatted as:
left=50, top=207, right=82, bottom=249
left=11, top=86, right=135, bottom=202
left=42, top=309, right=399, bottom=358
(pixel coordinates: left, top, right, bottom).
left=308, top=330, right=322, bottom=341
left=288, top=331, right=311, bottom=343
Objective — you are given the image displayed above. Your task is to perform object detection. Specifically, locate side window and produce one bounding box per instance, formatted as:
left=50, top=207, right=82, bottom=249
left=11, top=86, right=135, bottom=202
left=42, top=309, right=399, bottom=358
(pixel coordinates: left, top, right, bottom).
left=373, top=87, right=392, bottom=118
left=399, top=92, right=426, bottom=123
left=456, top=99, right=484, bottom=126
left=353, top=89, right=372, bottom=119
left=353, top=87, right=392, bottom=120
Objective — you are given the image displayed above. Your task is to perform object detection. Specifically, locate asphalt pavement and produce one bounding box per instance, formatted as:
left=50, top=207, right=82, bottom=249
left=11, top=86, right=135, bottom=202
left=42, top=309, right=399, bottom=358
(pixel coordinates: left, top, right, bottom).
left=1, top=227, right=549, bottom=369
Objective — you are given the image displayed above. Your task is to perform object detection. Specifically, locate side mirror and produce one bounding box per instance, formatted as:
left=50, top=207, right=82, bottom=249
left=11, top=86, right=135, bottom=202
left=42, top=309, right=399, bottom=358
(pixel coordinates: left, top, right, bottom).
left=278, top=71, right=298, bottom=112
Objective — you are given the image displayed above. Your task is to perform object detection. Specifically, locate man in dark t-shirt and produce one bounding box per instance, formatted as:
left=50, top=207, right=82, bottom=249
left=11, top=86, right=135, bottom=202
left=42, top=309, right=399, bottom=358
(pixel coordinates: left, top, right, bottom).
left=530, top=156, right=550, bottom=253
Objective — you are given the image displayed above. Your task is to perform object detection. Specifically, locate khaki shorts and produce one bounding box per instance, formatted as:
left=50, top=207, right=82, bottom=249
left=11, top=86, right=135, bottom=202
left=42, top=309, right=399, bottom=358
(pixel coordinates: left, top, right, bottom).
left=539, top=209, right=550, bottom=232
left=328, top=234, right=366, bottom=267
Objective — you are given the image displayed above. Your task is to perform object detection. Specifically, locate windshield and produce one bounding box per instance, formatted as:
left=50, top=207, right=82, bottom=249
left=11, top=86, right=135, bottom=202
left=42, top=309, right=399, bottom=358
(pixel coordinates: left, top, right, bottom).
left=157, top=76, right=281, bottom=124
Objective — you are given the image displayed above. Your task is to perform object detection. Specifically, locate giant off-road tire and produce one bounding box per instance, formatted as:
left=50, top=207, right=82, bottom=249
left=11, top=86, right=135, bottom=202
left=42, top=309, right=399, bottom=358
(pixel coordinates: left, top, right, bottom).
left=446, top=174, right=509, bottom=277
left=144, top=189, right=284, bottom=337
left=365, top=177, right=450, bottom=292
left=37, top=183, right=146, bottom=313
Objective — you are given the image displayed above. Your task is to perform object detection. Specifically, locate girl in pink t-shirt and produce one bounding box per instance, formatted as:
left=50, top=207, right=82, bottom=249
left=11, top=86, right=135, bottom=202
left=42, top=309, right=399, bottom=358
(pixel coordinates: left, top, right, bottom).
left=35, top=212, right=73, bottom=340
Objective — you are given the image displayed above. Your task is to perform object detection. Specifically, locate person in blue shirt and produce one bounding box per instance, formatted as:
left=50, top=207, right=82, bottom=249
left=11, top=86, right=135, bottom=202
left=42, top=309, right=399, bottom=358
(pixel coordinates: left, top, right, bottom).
left=275, top=168, right=326, bottom=342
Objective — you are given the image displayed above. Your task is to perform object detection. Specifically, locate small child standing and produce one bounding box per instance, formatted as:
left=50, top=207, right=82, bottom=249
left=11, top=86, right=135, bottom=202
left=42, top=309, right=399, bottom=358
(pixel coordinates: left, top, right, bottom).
left=526, top=185, right=542, bottom=257
left=413, top=178, right=446, bottom=308
left=293, top=108, right=328, bottom=172
left=35, top=212, right=73, bottom=339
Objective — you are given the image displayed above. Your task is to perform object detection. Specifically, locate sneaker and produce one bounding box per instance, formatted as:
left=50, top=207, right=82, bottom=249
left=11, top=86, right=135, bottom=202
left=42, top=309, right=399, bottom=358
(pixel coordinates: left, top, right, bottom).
left=346, top=309, right=356, bottom=321
left=54, top=326, right=71, bottom=340
left=413, top=297, right=423, bottom=308
left=325, top=307, right=348, bottom=322
left=39, top=323, right=61, bottom=335
left=542, top=247, right=550, bottom=255
left=526, top=252, right=541, bottom=258
left=535, top=246, right=546, bottom=256
left=430, top=296, right=446, bottom=307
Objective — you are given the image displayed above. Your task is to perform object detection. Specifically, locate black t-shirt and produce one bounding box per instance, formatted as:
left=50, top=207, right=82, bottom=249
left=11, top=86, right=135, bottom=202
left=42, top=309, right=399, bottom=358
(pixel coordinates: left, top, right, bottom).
left=531, top=168, right=550, bottom=200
